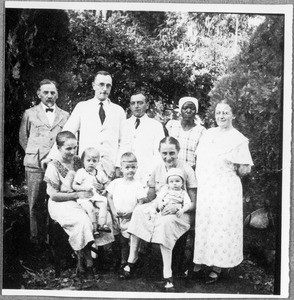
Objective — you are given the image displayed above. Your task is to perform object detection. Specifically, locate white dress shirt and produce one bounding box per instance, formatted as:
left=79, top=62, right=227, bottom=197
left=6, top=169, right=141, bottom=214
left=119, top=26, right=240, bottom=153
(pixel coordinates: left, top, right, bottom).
left=48, top=98, right=130, bottom=167
left=41, top=103, right=56, bottom=127
left=125, top=114, right=165, bottom=186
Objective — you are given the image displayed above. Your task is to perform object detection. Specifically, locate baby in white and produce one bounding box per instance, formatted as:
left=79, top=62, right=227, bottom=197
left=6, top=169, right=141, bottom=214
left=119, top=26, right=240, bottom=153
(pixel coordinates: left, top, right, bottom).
left=73, top=147, right=111, bottom=237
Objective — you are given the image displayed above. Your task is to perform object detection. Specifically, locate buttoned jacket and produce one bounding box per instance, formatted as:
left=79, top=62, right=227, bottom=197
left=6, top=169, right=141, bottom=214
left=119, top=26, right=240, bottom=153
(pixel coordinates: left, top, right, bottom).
left=19, top=103, right=69, bottom=170
left=49, top=98, right=130, bottom=167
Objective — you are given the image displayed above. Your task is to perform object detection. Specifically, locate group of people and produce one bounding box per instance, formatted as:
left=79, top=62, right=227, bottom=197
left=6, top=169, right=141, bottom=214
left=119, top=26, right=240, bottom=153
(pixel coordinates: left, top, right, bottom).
left=19, top=71, right=253, bottom=291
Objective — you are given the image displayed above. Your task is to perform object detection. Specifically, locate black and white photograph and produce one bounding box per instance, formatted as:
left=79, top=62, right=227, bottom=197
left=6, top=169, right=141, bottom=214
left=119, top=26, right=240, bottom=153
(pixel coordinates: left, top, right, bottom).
left=2, top=1, right=292, bottom=298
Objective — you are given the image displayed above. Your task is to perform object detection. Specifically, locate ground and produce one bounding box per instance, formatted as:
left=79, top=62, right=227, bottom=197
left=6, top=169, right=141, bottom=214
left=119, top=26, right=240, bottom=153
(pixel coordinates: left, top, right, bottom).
left=2, top=186, right=276, bottom=296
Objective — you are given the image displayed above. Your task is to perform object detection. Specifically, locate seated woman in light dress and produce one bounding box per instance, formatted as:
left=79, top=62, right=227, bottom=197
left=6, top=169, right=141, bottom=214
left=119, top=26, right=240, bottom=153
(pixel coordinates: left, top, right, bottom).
left=120, top=136, right=197, bottom=291
left=44, top=131, right=114, bottom=279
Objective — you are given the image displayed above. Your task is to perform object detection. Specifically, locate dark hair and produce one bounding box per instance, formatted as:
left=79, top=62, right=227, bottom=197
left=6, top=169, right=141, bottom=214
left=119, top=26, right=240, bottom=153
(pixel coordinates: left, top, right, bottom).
left=216, top=99, right=236, bottom=115
left=81, top=147, right=100, bottom=167
left=56, top=131, right=76, bottom=147
left=120, top=152, right=137, bottom=164
left=159, top=136, right=181, bottom=152
left=130, top=92, right=148, bottom=103
left=38, top=79, right=58, bottom=90
left=94, top=71, right=111, bottom=81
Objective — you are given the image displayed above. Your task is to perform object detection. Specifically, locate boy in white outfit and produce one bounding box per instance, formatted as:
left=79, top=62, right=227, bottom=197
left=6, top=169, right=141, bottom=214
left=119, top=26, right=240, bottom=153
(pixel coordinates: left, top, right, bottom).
left=107, top=152, right=146, bottom=272
left=73, top=147, right=111, bottom=238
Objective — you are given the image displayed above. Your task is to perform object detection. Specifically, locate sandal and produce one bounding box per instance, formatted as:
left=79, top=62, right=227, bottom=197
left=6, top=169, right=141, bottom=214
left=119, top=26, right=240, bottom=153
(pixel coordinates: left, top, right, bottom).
left=97, top=224, right=111, bottom=233
left=205, top=270, right=221, bottom=284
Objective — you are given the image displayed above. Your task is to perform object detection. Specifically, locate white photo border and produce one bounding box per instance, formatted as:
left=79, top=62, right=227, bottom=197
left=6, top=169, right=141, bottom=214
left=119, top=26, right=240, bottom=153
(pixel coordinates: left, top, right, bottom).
left=2, top=1, right=293, bottom=298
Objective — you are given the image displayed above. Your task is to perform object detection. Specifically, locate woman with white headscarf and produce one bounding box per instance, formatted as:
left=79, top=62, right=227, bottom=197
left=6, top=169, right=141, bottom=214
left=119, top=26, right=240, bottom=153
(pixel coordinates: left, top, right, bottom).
left=166, top=97, right=206, bottom=170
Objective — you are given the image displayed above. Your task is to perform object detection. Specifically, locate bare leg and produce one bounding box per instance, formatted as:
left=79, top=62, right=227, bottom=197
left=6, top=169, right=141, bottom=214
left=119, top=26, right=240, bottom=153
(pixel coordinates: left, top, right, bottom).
left=128, top=234, right=141, bottom=264
left=160, top=244, right=172, bottom=279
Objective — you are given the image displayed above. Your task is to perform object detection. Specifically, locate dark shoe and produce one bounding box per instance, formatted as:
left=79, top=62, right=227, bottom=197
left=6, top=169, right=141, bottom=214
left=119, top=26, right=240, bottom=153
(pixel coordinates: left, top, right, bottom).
left=205, top=270, right=221, bottom=284
left=188, top=268, right=205, bottom=281
left=97, top=224, right=111, bottom=233
left=164, top=277, right=175, bottom=292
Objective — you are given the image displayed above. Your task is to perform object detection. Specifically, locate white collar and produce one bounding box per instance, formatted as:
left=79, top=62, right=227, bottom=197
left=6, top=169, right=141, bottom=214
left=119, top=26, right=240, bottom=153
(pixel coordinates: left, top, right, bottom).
left=97, top=98, right=111, bottom=106
left=41, top=103, right=56, bottom=112
left=131, top=113, right=147, bottom=121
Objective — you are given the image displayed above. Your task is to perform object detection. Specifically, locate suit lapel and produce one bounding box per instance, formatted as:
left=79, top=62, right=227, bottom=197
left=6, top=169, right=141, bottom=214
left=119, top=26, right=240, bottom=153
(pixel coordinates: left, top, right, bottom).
left=36, top=104, right=51, bottom=128
left=52, top=106, right=63, bottom=128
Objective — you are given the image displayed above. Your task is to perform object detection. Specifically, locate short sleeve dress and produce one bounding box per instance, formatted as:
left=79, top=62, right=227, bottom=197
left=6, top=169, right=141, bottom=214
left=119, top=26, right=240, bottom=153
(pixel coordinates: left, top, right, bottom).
left=44, top=156, right=114, bottom=250
left=127, top=160, right=197, bottom=250
left=193, top=127, right=253, bottom=268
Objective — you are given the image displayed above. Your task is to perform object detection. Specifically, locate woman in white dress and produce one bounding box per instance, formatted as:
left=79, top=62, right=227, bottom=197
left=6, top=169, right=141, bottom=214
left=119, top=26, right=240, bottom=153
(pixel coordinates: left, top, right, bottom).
left=192, top=100, right=253, bottom=283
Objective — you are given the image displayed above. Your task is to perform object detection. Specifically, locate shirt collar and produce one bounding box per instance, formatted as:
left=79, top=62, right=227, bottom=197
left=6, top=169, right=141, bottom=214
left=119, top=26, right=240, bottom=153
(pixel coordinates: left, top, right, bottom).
left=41, top=103, right=56, bottom=112
left=98, top=98, right=111, bottom=107
left=131, top=113, right=147, bottom=121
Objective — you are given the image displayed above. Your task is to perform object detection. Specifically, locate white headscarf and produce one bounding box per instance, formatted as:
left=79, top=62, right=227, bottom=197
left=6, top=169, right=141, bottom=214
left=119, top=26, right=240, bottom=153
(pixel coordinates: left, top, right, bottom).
left=178, top=97, right=199, bottom=113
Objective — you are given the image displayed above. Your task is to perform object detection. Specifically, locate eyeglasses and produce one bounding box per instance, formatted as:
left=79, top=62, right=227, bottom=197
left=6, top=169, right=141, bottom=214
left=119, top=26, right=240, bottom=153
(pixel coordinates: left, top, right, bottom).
left=93, top=82, right=112, bottom=89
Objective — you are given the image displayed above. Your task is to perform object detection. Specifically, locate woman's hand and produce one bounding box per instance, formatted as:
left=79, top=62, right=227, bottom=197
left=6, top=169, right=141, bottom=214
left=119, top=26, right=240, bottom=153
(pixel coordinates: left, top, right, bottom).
left=118, top=211, right=132, bottom=219
left=77, top=190, right=93, bottom=199
left=176, top=208, right=184, bottom=218
left=158, top=201, right=165, bottom=211
left=161, top=204, right=178, bottom=216
left=93, top=182, right=104, bottom=191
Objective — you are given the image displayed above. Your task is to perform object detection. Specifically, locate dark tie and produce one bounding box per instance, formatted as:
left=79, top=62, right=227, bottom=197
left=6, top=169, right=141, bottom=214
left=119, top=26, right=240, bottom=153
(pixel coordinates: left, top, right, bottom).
left=46, top=108, right=53, bottom=112
left=99, top=102, right=106, bottom=124
left=135, top=118, right=140, bottom=129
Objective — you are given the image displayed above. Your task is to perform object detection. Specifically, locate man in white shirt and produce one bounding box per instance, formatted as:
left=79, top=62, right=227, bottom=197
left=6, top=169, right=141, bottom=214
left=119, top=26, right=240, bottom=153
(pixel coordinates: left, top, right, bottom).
left=126, top=92, right=165, bottom=187
left=19, top=79, right=69, bottom=247
left=47, top=71, right=129, bottom=178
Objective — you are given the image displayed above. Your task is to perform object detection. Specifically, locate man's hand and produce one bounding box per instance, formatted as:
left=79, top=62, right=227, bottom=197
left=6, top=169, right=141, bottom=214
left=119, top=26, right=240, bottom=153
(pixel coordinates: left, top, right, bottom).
left=41, top=157, right=52, bottom=169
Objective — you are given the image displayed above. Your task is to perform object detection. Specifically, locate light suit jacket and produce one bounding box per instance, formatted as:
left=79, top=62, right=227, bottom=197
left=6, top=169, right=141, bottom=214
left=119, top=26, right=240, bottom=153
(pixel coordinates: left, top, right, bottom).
left=48, top=98, right=130, bottom=174
left=19, top=103, right=69, bottom=170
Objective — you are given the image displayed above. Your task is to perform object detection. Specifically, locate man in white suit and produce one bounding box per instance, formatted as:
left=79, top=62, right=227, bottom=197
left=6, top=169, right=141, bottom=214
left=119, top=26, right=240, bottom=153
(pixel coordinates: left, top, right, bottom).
left=47, top=71, right=129, bottom=178
left=126, top=92, right=165, bottom=188
left=19, top=79, right=69, bottom=246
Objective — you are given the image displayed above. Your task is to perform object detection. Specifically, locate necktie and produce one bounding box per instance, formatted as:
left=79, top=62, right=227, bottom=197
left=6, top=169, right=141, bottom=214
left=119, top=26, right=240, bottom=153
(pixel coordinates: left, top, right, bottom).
left=135, top=118, right=140, bottom=129
left=46, top=107, right=53, bottom=112
left=99, top=102, right=106, bottom=124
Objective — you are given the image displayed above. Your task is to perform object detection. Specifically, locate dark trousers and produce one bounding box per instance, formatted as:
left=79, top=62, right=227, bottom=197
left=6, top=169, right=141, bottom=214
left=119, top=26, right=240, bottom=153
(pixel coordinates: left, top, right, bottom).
left=25, top=169, right=47, bottom=242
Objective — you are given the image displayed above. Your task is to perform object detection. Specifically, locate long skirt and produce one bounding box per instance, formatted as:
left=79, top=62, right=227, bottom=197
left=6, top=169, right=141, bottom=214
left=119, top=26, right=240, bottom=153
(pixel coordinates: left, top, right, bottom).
left=128, top=203, right=191, bottom=250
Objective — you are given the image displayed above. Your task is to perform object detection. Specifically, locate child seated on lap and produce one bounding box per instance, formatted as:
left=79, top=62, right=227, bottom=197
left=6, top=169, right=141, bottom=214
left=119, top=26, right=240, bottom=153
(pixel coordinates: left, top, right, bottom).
left=148, top=168, right=191, bottom=220
left=73, top=147, right=111, bottom=238
left=107, top=152, right=146, bottom=272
